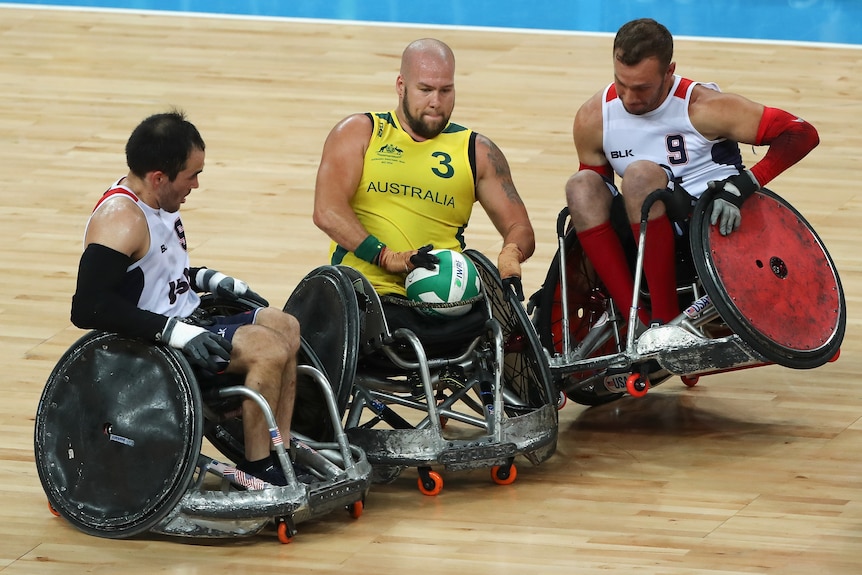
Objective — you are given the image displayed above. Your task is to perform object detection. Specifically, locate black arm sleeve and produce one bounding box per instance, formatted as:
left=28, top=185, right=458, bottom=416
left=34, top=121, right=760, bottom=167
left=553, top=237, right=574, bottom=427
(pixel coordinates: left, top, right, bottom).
left=70, top=243, right=169, bottom=341
left=188, top=266, right=206, bottom=292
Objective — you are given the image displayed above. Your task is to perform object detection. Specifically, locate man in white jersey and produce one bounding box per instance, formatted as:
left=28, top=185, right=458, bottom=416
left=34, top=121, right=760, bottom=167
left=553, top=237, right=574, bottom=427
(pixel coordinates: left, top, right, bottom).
left=71, top=111, right=300, bottom=487
left=565, top=18, right=819, bottom=328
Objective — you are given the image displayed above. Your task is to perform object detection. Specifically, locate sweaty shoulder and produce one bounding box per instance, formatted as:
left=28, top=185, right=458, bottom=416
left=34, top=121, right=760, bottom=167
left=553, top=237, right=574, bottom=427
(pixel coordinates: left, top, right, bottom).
left=86, top=194, right=148, bottom=258
left=332, top=112, right=374, bottom=139
left=688, top=84, right=761, bottom=142
left=90, top=192, right=142, bottom=223
left=573, top=90, right=605, bottom=161
left=688, top=82, right=721, bottom=105
left=574, top=91, right=603, bottom=135
left=321, top=112, right=376, bottom=162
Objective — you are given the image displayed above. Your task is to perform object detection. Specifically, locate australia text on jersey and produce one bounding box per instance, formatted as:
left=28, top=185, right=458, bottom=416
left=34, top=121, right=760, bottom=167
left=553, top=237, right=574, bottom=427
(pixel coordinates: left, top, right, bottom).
left=364, top=180, right=456, bottom=208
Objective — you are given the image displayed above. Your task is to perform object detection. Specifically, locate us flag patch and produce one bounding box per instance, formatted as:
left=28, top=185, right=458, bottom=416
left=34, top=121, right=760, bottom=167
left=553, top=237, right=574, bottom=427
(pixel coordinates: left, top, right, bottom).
left=174, top=217, right=187, bottom=251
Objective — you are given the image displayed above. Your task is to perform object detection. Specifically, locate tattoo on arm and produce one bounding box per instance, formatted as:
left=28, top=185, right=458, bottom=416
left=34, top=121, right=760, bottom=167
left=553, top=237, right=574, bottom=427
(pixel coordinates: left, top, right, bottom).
left=480, top=134, right=524, bottom=205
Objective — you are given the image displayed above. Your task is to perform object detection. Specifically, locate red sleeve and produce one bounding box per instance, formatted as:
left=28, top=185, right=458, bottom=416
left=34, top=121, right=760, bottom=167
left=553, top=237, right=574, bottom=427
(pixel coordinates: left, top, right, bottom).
left=749, top=107, right=819, bottom=186
left=579, top=161, right=614, bottom=180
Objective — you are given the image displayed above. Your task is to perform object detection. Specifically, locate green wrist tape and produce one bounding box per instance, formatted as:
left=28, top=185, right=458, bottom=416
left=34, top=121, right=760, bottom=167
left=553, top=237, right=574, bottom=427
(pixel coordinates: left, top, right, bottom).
left=355, top=235, right=385, bottom=264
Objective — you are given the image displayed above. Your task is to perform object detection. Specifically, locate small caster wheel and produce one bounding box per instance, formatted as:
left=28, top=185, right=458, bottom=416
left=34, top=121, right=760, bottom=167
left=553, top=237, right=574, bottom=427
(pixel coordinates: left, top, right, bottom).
left=491, top=463, right=517, bottom=485
left=348, top=500, right=364, bottom=519
left=417, top=469, right=443, bottom=496
left=681, top=375, right=699, bottom=387
left=829, top=349, right=840, bottom=362
left=626, top=373, right=650, bottom=398
left=276, top=518, right=297, bottom=544
left=556, top=390, right=567, bottom=410
left=48, top=502, right=60, bottom=517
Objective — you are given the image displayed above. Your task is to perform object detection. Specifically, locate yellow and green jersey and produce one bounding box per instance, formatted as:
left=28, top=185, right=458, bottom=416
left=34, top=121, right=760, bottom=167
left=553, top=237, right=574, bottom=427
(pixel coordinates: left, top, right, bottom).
left=330, top=111, right=478, bottom=295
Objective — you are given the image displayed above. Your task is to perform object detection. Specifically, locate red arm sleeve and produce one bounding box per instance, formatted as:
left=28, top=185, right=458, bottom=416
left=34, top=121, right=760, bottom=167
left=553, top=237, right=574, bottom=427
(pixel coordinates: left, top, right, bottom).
left=579, top=161, right=614, bottom=181
left=749, top=106, right=819, bottom=186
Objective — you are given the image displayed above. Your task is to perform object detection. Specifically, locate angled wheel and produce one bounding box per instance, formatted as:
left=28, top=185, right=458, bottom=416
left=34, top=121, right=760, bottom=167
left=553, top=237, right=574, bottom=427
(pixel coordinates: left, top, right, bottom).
left=691, top=188, right=845, bottom=369
left=35, top=331, right=202, bottom=539
left=466, top=249, right=556, bottom=415
left=197, top=294, right=257, bottom=463
left=200, top=294, right=337, bottom=463
left=529, top=228, right=626, bottom=407
left=284, top=266, right=362, bottom=440
left=202, top=335, right=329, bottom=463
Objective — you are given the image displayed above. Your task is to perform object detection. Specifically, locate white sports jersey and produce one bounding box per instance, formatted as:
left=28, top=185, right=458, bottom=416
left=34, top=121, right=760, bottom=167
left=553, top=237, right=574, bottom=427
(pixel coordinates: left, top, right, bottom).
left=86, top=180, right=200, bottom=317
left=602, top=75, right=743, bottom=198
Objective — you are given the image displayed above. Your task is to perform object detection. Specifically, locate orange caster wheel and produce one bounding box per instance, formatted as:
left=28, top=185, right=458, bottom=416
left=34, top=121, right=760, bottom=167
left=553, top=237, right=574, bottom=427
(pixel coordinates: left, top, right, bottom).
left=417, top=469, right=443, bottom=496
left=348, top=500, right=364, bottom=519
left=626, top=373, right=649, bottom=397
left=681, top=375, right=699, bottom=387
left=830, top=349, right=841, bottom=362
left=48, top=502, right=60, bottom=517
left=276, top=519, right=296, bottom=544
left=491, top=464, right=517, bottom=485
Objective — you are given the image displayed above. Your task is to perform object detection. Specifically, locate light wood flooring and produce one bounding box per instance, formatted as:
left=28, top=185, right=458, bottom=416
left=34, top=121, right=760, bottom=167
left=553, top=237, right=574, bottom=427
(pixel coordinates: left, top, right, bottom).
left=1, top=6, right=861, bottom=574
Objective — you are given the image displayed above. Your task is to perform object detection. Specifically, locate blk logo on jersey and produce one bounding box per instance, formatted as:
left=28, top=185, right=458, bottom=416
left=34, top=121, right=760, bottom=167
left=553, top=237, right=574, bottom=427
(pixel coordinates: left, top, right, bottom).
left=174, top=218, right=187, bottom=251
left=610, top=149, right=634, bottom=159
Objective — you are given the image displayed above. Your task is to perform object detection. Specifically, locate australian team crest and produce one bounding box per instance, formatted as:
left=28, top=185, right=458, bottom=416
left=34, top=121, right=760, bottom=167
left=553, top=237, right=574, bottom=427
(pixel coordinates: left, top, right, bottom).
left=373, top=143, right=405, bottom=166
left=377, top=143, right=403, bottom=158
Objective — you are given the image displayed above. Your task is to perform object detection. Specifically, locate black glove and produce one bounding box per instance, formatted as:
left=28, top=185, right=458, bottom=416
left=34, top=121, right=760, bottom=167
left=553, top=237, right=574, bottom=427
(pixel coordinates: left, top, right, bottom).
left=502, top=276, right=525, bottom=302
left=193, top=268, right=269, bottom=307
left=409, top=244, right=440, bottom=271
left=707, top=170, right=759, bottom=236
left=160, top=317, right=232, bottom=373
left=378, top=244, right=440, bottom=274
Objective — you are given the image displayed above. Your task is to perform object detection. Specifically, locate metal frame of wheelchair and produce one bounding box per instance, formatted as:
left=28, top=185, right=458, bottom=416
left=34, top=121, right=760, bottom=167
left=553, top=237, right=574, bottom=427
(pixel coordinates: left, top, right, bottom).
left=530, top=188, right=846, bottom=406
left=283, top=250, right=558, bottom=495
left=34, top=297, right=372, bottom=544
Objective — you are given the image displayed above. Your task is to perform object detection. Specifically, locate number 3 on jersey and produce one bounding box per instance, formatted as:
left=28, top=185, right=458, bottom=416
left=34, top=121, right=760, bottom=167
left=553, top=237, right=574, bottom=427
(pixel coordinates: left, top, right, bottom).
left=431, top=151, right=454, bottom=179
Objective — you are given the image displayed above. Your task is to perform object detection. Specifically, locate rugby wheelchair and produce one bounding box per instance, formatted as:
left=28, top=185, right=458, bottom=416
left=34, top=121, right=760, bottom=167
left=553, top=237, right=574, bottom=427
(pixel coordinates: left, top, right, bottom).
left=529, top=187, right=846, bottom=406
left=34, top=295, right=372, bottom=544
left=282, top=249, right=558, bottom=495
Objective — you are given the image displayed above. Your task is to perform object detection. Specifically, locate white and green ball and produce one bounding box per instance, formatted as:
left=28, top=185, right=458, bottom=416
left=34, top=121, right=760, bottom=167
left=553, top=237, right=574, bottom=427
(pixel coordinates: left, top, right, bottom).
left=404, top=249, right=482, bottom=318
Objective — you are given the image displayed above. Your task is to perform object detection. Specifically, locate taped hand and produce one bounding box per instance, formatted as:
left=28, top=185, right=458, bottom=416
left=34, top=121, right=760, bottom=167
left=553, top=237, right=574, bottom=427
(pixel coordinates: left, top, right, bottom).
left=378, top=244, right=440, bottom=274
left=498, top=243, right=525, bottom=300
left=497, top=243, right=524, bottom=280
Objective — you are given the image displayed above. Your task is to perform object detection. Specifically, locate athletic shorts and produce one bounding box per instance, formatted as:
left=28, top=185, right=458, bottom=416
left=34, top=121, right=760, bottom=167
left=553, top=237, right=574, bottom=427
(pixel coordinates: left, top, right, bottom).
left=203, top=308, right=260, bottom=343
left=186, top=307, right=261, bottom=375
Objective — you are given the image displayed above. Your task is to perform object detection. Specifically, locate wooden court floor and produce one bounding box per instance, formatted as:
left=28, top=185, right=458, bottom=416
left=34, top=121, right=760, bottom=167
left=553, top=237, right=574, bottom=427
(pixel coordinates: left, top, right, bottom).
left=1, top=6, right=861, bottom=574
